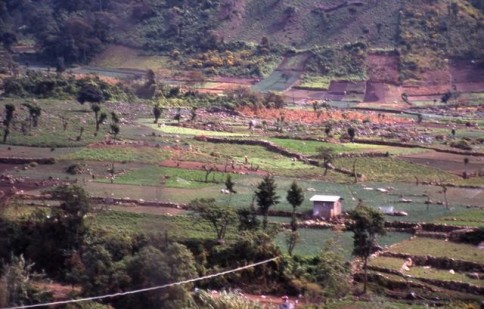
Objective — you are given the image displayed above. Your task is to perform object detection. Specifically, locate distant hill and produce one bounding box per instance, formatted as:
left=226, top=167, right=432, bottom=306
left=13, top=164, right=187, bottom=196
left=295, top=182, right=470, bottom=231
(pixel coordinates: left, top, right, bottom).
left=0, top=0, right=482, bottom=82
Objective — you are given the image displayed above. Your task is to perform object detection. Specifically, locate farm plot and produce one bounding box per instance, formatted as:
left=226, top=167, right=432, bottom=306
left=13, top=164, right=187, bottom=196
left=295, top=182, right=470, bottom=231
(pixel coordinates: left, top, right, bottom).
left=275, top=229, right=412, bottom=258
left=97, top=166, right=232, bottom=189
left=0, top=99, right=110, bottom=147
left=334, top=157, right=458, bottom=183
left=140, top=120, right=249, bottom=137
left=388, top=238, right=484, bottom=264
left=268, top=138, right=426, bottom=156
left=252, top=70, right=301, bottom=92
left=369, top=256, right=483, bottom=287
left=88, top=211, right=237, bottom=241
left=399, top=151, right=484, bottom=178
left=433, top=209, right=484, bottom=227
left=60, top=146, right=169, bottom=163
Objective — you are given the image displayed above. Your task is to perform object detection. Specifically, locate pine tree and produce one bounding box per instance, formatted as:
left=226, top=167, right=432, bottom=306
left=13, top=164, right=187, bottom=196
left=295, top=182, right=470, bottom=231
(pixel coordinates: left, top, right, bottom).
left=255, top=175, right=280, bottom=229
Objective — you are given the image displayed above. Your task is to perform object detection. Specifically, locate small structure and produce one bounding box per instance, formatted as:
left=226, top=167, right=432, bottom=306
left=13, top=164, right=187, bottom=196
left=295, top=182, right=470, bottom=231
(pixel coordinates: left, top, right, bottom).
left=310, top=195, right=343, bottom=219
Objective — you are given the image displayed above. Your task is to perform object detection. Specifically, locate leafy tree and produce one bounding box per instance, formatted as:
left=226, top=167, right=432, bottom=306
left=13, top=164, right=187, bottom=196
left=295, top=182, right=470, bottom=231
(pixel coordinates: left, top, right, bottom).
left=49, top=185, right=91, bottom=249
left=174, top=108, right=181, bottom=124
left=110, top=112, right=120, bottom=139
left=255, top=175, right=280, bottom=230
left=324, top=123, right=332, bottom=137
left=347, top=127, right=356, bottom=142
left=347, top=204, right=385, bottom=294
left=313, top=238, right=351, bottom=298
left=190, top=107, right=197, bottom=121
left=1, top=31, right=17, bottom=51
left=22, top=103, right=42, bottom=128
left=3, top=104, right=15, bottom=143
left=188, top=198, right=237, bottom=241
left=237, top=195, right=260, bottom=231
left=0, top=255, right=52, bottom=307
left=153, top=105, right=162, bottom=124
left=463, top=157, right=469, bottom=179
left=97, top=112, right=108, bottom=135
left=285, top=231, right=300, bottom=256
left=224, top=174, right=236, bottom=194
left=318, top=147, right=335, bottom=176
left=77, top=83, right=104, bottom=104
left=79, top=245, right=113, bottom=295
left=441, top=91, right=452, bottom=103
left=91, top=104, right=101, bottom=134
left=124, top=245, right=196, bottom=309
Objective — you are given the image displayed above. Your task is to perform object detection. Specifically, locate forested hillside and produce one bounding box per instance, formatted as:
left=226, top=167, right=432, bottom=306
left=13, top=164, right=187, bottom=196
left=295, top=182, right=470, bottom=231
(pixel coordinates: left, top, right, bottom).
left=0, top=0, right=482, bottom=71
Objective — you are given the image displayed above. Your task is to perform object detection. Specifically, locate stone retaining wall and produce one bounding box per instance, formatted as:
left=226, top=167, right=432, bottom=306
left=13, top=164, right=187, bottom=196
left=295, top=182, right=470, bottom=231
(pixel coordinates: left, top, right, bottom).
left=0, top=157, right=56, bottom=164
left=385, top=221, right=471, bottom=233
left=364, top=267, right=484, bottom=296
left=381, top=252, right=484, bottom=272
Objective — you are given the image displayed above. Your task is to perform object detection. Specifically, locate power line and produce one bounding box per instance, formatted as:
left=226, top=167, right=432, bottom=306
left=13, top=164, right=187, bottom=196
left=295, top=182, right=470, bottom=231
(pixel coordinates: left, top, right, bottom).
left=3, top=257, right=279, bottom=309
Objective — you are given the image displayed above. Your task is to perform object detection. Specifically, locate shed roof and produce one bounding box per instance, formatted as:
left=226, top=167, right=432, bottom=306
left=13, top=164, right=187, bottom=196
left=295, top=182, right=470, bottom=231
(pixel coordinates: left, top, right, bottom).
left=310, top=195, right=341, bottom=202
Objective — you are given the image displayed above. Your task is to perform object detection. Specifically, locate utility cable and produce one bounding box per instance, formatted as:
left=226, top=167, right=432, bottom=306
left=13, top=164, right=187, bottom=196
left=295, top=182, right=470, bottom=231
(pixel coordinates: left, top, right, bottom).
left=3, top=257, right=279, bottom=309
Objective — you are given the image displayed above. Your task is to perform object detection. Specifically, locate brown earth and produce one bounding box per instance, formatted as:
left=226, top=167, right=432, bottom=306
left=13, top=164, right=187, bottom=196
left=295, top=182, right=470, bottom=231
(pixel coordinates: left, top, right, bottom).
left=399, top=150, right=484, bottom=176
left=366, top=53, right=400, bottom=84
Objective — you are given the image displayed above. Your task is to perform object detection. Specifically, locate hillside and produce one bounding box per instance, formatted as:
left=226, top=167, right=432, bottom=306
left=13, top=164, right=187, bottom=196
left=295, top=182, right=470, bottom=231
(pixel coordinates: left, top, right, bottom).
left=217, top=0, right=403, bottom=49
left=0, top=0, right=482, bottom=83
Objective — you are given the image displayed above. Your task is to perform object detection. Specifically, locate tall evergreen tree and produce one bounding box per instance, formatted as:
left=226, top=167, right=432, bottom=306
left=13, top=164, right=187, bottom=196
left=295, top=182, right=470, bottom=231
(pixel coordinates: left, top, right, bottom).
left=255, top=175, right=280, bottom=230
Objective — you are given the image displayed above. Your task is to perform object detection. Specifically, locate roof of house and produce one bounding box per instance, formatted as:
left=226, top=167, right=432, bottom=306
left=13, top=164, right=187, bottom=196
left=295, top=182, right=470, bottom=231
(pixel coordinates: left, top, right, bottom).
left=309, top=195, right=342, bottom=202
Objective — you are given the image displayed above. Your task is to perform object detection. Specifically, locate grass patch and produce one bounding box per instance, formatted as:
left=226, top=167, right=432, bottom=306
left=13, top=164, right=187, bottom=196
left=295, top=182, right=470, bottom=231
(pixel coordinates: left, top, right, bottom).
left=99, top=166, right=230, bottom=188
left=298, top=75, right=332, bottom=90
left=432, top=209, right=484, bottom=227
left=388, top=238, right=483, bottom=264
left=60, top=147, right=168, bottom=163
left=268, top=138, right=421, bottom=156
left=276, top=230, right=411, bottom=258
left=0, top=99, right=108, bottom=147
left=334, top=157, right=457, bottom=182
left=88, top=210, right=234, bottom=241
left=141, top=120, right=248, bottom=137
left=91, top=45, right=169, bottom=70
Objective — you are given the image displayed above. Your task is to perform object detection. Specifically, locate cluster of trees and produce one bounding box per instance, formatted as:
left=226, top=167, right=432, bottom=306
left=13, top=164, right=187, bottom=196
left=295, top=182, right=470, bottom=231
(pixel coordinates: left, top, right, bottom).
left=224, top=87, right=285, bottom=110
left=0, top=0, right=226, bottom=65
left=0, top=177, right=387, bottom=307
left=3, top=71, right=129, bottom=101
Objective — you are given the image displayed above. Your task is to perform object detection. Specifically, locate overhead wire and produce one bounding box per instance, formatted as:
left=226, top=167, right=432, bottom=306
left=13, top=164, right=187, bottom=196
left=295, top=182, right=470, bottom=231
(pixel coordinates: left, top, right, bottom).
left=2, top=257, right=280, bottom=309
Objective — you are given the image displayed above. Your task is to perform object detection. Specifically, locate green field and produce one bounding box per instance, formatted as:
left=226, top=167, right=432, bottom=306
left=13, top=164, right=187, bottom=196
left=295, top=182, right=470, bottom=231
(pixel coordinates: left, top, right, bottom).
left=98, top=166, right=233, bottom=188
left=334, top=157, right=457, bottom=182
left=298, top=75, right=332, bottom=90
left=89, top=211, right=236, bottom=241
left=433, top=209, right=484, bottom=227
left=388, top=238, right=484, bottom=264
left=268, top=138, right=427, bottom=156
left=276, top=229, right=412, bottom=258
left=61, top=147, right=168, bottom=163
left=141, top=120, right=248, bottom=137
left=0, top=99, right=108, bottom=147
left=369, top=256, right=483, bottom=287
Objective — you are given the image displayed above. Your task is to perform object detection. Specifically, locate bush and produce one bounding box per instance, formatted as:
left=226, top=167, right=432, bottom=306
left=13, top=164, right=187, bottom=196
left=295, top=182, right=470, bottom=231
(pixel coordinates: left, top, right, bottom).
left=450, top=140, right=473, bottom=151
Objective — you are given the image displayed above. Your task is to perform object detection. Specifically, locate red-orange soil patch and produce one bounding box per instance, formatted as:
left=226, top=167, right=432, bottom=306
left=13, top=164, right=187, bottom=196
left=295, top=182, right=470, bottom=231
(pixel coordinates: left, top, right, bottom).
left=237, top=107, right=412, bottom=125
